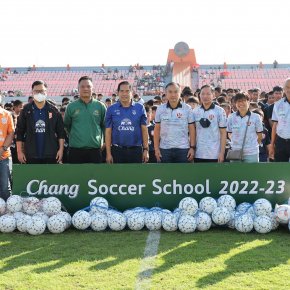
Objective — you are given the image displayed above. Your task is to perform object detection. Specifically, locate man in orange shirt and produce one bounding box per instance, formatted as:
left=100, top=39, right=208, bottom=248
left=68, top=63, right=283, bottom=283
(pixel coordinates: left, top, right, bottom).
left=0, top=99, right=14, bottom=200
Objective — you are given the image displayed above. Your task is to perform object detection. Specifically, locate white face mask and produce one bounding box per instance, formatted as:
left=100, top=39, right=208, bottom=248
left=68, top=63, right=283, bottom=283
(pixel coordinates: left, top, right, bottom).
left=34, top=93, right=46, bottom=102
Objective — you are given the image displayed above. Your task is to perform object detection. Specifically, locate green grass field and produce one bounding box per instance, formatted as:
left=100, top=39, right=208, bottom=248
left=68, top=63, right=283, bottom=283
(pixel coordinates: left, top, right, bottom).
left=0, top=228, right=290, bottom=290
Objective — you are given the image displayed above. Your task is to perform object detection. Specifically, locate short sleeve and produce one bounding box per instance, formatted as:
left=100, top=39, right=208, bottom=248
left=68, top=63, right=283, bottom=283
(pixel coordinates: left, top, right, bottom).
left=271, top=103, right=278, bottom=122
left=140, top=105, right=147, bottom=126
left=105, top=107, right=113, bottom=128
left=218, top=108, right=227, bottom=128
left=155, top=106, right=162, bottom=123
left=227, top=114, right=232, bottom=132
left=255, top=114, right=264, bottom=133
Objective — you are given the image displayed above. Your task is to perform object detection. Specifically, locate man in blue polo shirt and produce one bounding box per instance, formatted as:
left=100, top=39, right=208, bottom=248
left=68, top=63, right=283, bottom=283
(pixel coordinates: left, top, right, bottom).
left=105, top=81, right=149, bottom=163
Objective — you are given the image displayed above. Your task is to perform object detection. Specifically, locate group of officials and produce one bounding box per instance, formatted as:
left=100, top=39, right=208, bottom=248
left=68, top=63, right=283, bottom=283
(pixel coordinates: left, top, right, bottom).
left=1, top=76, right=290, bottom=200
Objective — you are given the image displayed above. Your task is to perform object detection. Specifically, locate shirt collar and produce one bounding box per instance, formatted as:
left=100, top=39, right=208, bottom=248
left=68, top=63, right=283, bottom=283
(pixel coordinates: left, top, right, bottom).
left=284, top=97, right=290, bottom=104
left=166, top=100, right=182, bottom=109
left=236, top=110, right=251, bottom=118
left=201, top=102, right=215, bottom=111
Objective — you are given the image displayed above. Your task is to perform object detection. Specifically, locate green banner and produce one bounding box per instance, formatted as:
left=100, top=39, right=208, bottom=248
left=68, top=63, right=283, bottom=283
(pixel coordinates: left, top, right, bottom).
left=13, top=163, right=290, bottom=214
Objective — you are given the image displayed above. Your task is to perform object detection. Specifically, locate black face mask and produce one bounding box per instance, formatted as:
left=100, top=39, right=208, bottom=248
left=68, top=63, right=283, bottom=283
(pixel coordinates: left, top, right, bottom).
left=199, top=118, right=211, bottom=128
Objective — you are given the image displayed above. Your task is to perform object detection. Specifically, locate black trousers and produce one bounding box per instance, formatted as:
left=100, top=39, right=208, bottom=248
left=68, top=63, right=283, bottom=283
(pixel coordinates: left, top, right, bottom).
left=111, top=145, right=143, bottom=163
left=275, top=135, right=290, bottom=162
left=26, top=158, right=57, bottom=164
left=68, top=148, right=102, bottom=164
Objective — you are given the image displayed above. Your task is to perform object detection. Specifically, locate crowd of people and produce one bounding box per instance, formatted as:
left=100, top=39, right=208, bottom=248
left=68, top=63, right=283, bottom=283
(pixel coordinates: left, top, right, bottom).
left=0, top=76, right=290, bottom=201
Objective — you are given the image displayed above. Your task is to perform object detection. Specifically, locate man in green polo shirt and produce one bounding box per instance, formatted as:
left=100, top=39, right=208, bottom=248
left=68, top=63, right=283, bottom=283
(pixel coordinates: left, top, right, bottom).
left=64, top=76, right=106, bottom=163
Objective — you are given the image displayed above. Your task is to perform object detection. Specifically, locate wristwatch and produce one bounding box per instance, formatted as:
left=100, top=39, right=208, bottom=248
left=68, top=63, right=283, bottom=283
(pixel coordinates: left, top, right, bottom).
left=190, top=145, right=196, bottom=150
left=2, top=146, right=8, bottom=151
left=143, top=148, right=148, bottom=151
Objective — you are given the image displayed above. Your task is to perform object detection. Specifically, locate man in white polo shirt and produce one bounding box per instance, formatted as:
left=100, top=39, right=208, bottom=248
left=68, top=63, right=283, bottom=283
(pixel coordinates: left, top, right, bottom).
left=154, top=82, right=195, bottom=163
left=192, top=85, right=227, bottom=162
left=227, top=92, right=263, bottom=162
left=269, top=78, right=290, bottom=161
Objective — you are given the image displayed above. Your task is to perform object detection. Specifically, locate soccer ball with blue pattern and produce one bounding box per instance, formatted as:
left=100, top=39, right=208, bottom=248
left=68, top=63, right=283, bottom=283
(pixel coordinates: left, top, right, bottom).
left=17, top=214, right=32, bottom=232
left=212, top=207, right=231, bottom=225
left=90, top=197, right=109, bottom=215
left=162, top=212, right=178, bottom=232
left=47, top=214, right=67, bottom=234
left=72, top=210, right=91, bottom=230
left=56, top=212, right=72, bottom=229
left=253, top=199, right=272, bottom=216
left=254, top=215, right=272, bottom=234
left=145, top=210, right=162, bottom=231
left=227, top=211, right=237, bottom=229
left=26, top=216, right=46, bottom=235
left=179, top=197, right=198, bottom=215
left=0, top=214, right=16, bottom=233
left=90, top=212, right=108, bottom=231
left=22, top=197, right=41, bottom=215
left=196, top=212, right=212, bottom=231
left=235, top=214, right=254, bottom=233
left=178, top=214, right=197, bottom=233
left=199, top=197, right=217, bottom=214
left=42, top=197, right=62, bottom=216
left=6, top=195, right=23, bottom=213
left=108, top=211, right=126, bottom=231
left=127, top=211, right=145, bottom=231
left=217, top=195, right=236, bottom=211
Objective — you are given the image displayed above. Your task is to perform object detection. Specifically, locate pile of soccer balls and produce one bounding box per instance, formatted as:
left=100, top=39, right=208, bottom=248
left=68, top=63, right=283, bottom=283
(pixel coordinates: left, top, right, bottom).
left=71, top=196, right=290, bottom=234
left=0, top=196, right=71, bottom=235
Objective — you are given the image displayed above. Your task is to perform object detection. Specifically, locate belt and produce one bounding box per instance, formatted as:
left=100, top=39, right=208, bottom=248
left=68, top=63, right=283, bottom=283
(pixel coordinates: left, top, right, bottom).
left=112, top=144, right=142, bottom=149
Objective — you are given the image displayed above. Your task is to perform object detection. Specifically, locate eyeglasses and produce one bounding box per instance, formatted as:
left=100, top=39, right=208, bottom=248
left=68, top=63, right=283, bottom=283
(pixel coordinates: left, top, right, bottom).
left=33, top=90, right=47, bottom=94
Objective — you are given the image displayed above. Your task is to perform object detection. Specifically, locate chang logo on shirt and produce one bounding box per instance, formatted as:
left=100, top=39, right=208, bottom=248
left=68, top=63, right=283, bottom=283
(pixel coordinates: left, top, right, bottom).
left=118, top=118, right=134, bottom=131
left=73, top=109, right=80, bottom=117
left=1, top=117, right=7, bottom=124
left=35, top=120, right=46, bottom=133
left=93, top=110, right=100, bottom=116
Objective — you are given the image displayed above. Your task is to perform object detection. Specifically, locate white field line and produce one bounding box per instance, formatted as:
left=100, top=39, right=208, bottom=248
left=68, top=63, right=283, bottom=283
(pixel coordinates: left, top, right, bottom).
left=135, top=230, right=161, bottom=290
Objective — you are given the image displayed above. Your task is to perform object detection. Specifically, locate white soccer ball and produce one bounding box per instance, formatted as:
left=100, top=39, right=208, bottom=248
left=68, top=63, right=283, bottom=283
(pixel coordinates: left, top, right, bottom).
left=199, top=197, right=217, bottom=214
left=0, top=214, right=16, bottom=233
left=90, top=197, right=109, bottom=214
left=145, top=211, right=162, bottom=231
left=178, top=214, right=197, bottom=233
left=235, top=214, right=254, bottom=233
left=196, top=212, right=212, bottom=232
left=254, top=215, right=272, bottom=234
left=162, top=212, right=178, bottom=232
left=217, top=195, right=236, bottom=211
left=127, top=211, right=145, bottom=231
left=236, top=202, right=252, bottom=213
left=253, top=199, right=272, bottom=216
left=0, top=198, right=6, bottom=215
left=42, top=197, right=62, bottom=216
left=26, top=216, right=46, bottom=235
left=56, top=212, right=72, bottom=229
left=108, top=211, right=126, bottom=231
left=212, top=207, right=231, bottom=225
left=72, top=210, right=91, bottom=230
left=33, top=212, right=49, bottom=224
left=22, top=197, right=41, bottom=215
left=123, top=209, right=135, bottom=219
left=47, top=215, right=67, bottom=234
left=91, top=213, right=108, bottom=231
left=274, top=204, right=290, bottom=224
left=6, top=195, right=23, bottom=213
left=268, top=212, right=279, bottom=230
left=17, top=215, right=32, bottom=232
left=179, top=197, right=198, bottom=215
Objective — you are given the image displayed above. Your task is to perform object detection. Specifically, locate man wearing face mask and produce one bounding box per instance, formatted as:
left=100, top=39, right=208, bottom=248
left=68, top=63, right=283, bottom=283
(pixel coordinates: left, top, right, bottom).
left=16, top=80, right=65, bottom=164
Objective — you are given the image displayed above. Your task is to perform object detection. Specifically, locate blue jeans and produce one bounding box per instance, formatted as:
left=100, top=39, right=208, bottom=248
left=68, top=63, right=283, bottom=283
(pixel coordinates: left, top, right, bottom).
left=160, top=148, right=189, bottom=163
left=0, top=157, right=12, bottom=200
